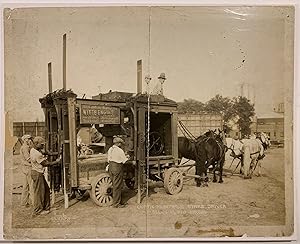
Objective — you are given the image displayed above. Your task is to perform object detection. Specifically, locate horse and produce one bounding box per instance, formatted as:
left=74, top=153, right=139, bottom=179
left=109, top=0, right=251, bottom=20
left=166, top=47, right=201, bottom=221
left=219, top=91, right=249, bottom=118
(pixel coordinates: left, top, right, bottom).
left=202, top=129, right=227, bottom=184
left=226, top=134, right=266, bottom=178
left=178, top=136, right=208, bottom=187
left=257, top=132, right=271, bottom=150
left=178, top=129, right=226, bottom=187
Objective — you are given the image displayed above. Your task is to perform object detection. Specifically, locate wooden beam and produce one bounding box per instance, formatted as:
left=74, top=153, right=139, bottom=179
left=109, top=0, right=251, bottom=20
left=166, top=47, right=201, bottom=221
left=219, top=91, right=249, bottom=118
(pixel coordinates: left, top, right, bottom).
left=137, top=107, right=146, bottom=203
left=67, top=97, right=78, bottom=187
left=48, top=62, right=52, bottom=93
left=137, top=60, right=142, bottom=94
left=55, top=104, right=69, bottom=209
left=63, top=34, right=66, bottom=90
left=171, top=111, right=178, bottom=165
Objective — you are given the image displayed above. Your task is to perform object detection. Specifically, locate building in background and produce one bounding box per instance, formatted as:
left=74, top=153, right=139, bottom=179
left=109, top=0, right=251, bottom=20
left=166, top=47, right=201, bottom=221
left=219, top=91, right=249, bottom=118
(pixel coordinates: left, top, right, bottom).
left=255, top=116, right=284, bottom=144
left=252, top=102, right=284, bottom=145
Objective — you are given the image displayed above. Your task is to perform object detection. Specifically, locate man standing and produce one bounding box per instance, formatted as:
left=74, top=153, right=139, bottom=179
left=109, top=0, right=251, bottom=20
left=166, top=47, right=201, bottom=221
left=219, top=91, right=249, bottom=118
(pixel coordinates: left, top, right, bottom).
left=20, top=135, right=33, bottom=207
left=108, top=136, right=128, bottom=208
left=30, top=136, right=61, bottom=216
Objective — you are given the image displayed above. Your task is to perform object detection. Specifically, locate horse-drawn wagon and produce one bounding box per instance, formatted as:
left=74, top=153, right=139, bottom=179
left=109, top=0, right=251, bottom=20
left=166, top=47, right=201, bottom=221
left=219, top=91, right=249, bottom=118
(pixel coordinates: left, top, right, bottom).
left=39, top=88, right=183, bottom=208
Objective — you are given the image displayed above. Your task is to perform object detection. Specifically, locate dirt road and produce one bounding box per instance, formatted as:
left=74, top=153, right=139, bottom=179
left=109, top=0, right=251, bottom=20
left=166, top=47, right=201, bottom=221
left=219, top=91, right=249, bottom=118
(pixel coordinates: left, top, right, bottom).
left=7, top=147, right=286, bottom=239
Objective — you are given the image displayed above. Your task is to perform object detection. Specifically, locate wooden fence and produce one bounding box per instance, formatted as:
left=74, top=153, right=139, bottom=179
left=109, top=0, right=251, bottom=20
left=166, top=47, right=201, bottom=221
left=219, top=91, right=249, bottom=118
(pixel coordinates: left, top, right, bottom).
left=13, top=122, right=45, bottom=138
left=12, top=122, right=45, bottom=155
left=178, top=113, right=223, bottom=138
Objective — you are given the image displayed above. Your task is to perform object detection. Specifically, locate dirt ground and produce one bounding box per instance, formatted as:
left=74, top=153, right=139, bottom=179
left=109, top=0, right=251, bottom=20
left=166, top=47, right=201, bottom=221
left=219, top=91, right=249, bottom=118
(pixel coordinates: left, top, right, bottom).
left=6, top=147, right=286, bottom=239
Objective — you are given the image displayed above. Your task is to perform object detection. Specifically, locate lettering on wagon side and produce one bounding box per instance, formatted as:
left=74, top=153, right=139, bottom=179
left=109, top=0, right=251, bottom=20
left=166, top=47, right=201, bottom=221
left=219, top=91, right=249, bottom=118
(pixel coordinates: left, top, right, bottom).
left=79, top=104, right=120, bottom=124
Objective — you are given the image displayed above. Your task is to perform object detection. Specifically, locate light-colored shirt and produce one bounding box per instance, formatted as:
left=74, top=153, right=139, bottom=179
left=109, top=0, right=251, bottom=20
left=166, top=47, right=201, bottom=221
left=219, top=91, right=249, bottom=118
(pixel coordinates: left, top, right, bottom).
left=30, top=148, right=46, bottom=173
left=20, top=143, right=31, bottom=167
left=107, top=145, right=127, bottom=164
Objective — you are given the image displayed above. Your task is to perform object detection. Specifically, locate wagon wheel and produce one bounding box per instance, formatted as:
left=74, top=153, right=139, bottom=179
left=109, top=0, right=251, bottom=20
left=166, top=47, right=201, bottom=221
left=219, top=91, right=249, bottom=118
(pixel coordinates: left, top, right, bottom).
left=149, top=132, right=164, bottom=156
left=90, top=173, right=113, bottom=207
left=164, top=168, right=184, bottom=195
left=125, top=178, right=135, bottom=190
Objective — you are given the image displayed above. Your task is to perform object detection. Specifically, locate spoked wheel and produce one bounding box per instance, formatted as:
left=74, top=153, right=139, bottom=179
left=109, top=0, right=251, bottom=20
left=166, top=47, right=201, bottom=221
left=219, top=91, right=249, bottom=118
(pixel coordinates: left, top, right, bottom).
left=90, top=173, right=113, bottom=207
left=149, top=131, right=164, bottom=156
left=164, top=168, right=184, bottom=195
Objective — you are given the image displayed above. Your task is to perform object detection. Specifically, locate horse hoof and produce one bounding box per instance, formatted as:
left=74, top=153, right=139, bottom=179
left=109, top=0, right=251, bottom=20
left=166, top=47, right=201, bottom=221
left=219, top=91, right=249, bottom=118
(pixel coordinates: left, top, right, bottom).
left=218, top=180, right=223, bottom=183
left=196, top=183, right=201, bottom=187
left=244, top=176, right=250, bottom=179
left=213, top=179, right=217, bottom=183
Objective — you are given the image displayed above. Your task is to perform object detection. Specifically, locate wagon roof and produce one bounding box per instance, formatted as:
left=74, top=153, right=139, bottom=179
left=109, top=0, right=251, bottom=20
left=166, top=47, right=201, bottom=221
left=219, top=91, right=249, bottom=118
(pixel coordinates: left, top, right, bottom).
left=39, top=89, right=77, bottom=107
left=39, top=89, right=177, bottom=108
left=93, top=91, right=177, bottom=107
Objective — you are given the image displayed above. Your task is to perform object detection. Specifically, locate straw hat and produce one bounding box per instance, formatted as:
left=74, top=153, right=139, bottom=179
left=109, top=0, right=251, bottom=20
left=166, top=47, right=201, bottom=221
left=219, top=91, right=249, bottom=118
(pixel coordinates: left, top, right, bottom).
left=21, top=135, right=32, bottom=141
left=33, top=136, right=46, bottom=145
left=158, top=73, right=166, bottom=80
left=113, top=136, right=125, bottom=144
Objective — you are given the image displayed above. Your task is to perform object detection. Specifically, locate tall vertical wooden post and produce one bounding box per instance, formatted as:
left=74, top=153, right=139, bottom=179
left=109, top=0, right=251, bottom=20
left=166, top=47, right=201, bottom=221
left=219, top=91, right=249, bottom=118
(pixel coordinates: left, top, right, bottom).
left=49, top=110, right=56, bottom=207
left=137, top=60, right=142, bottom=94
left=48, top=62, right=52, bottom=93
left=62, top=34, right=68, bottom=208
left=63, top=34, right=67, bottom=90
left=137, top=106, right=146, bottom=203
left=62, top=107, right=70, bottom=209
left=67, top=97, right=78, bottom=187
left=171, top=111, right=178, bottom=165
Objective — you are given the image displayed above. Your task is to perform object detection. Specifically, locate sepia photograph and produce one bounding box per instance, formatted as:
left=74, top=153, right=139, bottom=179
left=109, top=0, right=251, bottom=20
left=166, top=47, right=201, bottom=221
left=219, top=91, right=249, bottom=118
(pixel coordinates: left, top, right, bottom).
left=2, top=5, right=296, bottom=240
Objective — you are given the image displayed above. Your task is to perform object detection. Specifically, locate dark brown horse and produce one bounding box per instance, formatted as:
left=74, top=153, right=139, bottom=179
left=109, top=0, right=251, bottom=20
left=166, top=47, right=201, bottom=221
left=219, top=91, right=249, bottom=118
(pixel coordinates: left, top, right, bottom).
left=178, top=136, right=207, bottom=187
left=203, top=130, right=226, bottom=183
left=178, top=130, right=226, bottom=187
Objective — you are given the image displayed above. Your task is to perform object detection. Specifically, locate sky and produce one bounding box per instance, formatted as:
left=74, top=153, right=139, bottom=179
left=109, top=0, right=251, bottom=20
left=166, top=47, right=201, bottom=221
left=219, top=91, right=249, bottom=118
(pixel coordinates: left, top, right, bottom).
left=4, top=6, right=294, bottom=122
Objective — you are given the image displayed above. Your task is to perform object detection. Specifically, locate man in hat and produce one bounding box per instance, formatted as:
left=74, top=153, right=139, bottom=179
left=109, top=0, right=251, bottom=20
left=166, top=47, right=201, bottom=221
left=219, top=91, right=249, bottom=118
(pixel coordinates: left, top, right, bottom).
left=20, top=134, right=33, bottom=207
left=30, top=136, right=61, bottom=216
left=107, top=136, right=128, bottom=208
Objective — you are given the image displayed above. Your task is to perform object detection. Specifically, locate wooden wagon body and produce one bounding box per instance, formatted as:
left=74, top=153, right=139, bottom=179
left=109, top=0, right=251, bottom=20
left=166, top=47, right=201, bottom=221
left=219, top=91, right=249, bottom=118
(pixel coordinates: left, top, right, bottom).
left=39, top=89, right=180, bottom=208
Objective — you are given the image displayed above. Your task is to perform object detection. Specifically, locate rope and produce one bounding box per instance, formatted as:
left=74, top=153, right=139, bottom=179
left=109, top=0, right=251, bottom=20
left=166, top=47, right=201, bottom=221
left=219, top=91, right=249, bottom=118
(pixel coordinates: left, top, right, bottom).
left=178, top=120, right=197, bottom=141
left=178, top=122, right=193, bottom=140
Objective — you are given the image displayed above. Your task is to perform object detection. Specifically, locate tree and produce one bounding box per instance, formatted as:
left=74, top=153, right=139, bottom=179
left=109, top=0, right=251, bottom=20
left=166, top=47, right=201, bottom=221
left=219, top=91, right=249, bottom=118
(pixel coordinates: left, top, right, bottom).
left=177, top=99, right=205, bottom=114
left=177, top=95, right=256, bottom=137
left=204, top=94, right=235, bottom=132
left=232, top=96, right=255, bottom=137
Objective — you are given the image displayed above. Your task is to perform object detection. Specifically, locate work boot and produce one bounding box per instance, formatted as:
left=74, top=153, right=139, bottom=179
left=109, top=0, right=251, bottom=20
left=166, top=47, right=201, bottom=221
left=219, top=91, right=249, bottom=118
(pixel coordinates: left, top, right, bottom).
left=40, top=210, right=50, bottom=215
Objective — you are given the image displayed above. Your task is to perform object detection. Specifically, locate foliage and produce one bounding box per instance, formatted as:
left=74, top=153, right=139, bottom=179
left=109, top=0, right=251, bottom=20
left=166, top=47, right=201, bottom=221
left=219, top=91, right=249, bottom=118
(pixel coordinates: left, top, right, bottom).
left=177, top=95, right=255, bottom=136
left=232, top=96, right=255, bottom=137
left=204, top=95, right=235, bottom=132
left=177, top=99, right=205, bottom=114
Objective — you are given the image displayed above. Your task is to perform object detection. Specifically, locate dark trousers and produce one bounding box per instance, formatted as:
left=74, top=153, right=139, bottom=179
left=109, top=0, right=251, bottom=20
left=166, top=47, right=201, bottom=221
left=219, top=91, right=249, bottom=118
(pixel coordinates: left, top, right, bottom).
left=109, top=162, right=123, bottom=206
left=31, top=170, right=50, bottom=213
